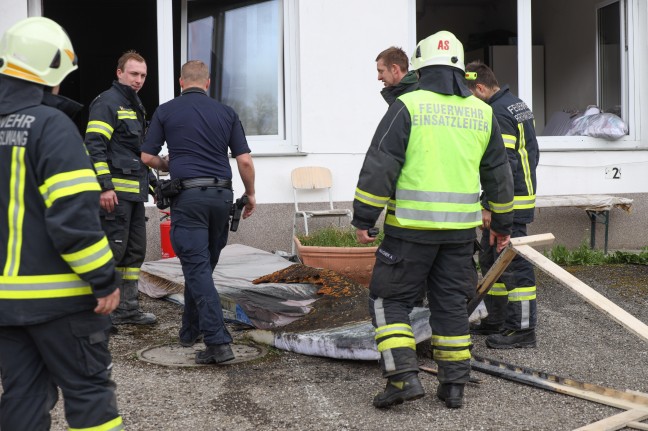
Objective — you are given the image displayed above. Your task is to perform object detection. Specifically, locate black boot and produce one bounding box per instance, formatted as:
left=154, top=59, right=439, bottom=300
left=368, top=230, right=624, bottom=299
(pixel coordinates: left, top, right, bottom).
left=436, top=383, right=464, bottom=409
left=486, top=328, right=536, bottom=349
left=372, top=372, right=425, bottom=408
left=110, top=281, right=157, bottom=325
left=195, top=344, right=235, bottom=364
left=469, top=322, right=501, bottom=335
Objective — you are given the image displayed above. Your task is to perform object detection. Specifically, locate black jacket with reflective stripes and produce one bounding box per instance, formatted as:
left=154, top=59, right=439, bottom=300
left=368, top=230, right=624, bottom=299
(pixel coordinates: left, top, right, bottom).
left=483, top=86, right=539, bottom=224
left=85, top=81, right=154, bottom=202
left=0, top=76, right=117, bottom=326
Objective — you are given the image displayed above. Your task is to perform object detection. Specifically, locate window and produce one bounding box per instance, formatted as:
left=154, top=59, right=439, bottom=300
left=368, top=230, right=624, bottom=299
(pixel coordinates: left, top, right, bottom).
left=416, top=0, right=638, bottom=149
left=185, top=0, right=299, bottom=153
left=597, top=1, right=623, bottom=117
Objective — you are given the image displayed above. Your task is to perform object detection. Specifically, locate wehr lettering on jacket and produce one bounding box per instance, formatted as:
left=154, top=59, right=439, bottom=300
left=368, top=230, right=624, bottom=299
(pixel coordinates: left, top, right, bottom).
left=411, top=103, right=489, bottom=132
left=0, top=113, right=35, bottom=147
left=507, top=101, right=534, bottom=123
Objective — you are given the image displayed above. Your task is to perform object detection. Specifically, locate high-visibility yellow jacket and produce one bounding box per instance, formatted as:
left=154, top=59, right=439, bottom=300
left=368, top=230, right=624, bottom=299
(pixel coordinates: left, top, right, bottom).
left=85, top=81, right=154, bottom=202
left=353, top=67, right=514, bottom=244
left=0, top=76, right=117, bottom=326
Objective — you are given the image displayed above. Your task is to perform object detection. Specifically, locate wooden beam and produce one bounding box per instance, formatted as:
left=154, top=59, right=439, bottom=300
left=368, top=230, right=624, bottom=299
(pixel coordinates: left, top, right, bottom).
left=628, top=421, right=648, bottom=430
left=513, top=244, right=648, bottom=343
left=573, top=409, right=648, bottom=431
left=467, top=233, right=555, bottom=315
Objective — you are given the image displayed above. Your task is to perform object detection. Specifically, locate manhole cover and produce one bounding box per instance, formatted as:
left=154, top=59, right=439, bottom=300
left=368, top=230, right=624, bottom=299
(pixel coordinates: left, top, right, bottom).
left=138, top=342, right=267, bottom=367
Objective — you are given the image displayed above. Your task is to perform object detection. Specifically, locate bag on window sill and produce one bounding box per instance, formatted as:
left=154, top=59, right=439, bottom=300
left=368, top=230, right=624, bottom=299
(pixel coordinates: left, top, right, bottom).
left=566, top=106, right=628, bottom=140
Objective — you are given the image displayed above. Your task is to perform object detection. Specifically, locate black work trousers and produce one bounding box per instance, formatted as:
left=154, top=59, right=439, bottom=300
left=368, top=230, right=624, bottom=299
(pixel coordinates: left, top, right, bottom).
left=369, top=235, right=476, bottom=384
left=479, top=223, right=537, bottom=330
left=0, top=311, right=121, bottom=430
left=100, top=200, right=146, bottom=318
left=170, top=187, right=233, bottom=346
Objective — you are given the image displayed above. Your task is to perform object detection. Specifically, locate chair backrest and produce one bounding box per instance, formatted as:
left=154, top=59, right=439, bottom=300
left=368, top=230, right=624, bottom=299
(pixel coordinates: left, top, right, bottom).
left=291, top=166, right=335, bottom=211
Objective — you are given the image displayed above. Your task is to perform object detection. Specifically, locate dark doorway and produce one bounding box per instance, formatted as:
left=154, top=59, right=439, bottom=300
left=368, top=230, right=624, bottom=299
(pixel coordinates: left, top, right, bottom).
left=42, top=0, right=159, bottom=133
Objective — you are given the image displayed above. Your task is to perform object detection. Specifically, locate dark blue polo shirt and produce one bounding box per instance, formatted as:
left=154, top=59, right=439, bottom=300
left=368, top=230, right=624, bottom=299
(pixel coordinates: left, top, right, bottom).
left=141, top=88, right=250, bottom=179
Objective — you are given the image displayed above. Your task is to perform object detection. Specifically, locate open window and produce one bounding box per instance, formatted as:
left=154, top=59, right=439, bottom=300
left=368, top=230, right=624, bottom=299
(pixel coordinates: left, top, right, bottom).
left=416, top=0, right=638, bottom=150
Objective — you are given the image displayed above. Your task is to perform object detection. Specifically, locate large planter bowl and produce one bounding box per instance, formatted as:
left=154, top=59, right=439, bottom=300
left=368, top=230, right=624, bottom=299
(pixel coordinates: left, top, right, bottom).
left=294, top=236, right=377, bottom=287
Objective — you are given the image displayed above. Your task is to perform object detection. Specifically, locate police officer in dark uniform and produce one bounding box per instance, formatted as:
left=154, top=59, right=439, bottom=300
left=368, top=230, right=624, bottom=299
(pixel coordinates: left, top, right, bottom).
left=0, top=17, right=124, bottom=430
left=85, top=51, right=157, bottom=325
left=141, top=60, right=256, bottom=364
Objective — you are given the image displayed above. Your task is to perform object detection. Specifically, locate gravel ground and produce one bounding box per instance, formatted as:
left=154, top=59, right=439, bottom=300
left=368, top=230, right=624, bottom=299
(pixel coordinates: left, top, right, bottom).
left=32, top=264, right=648, bottom=430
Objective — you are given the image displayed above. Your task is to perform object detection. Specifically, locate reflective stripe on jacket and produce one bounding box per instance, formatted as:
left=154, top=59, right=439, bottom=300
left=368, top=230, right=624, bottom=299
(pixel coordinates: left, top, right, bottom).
left=0, top=76, right=116, bottom=325
left=85, top=81, right=150, bottom=202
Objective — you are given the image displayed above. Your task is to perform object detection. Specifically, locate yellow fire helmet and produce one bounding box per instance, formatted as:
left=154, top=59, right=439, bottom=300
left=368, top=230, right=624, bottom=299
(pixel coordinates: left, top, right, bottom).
left=411, top=30, right=465, bottom=72
left=0, top=17, right=78, bottom=87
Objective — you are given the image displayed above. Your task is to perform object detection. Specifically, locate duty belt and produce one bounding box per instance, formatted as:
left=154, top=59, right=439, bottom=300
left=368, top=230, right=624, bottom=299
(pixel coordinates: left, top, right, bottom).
left=181, top=177, right=232, bottom=190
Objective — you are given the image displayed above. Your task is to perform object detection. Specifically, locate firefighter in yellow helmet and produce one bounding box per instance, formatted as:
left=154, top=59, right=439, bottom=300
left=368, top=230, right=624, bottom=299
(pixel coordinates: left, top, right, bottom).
left=0, top=17, right=124, bottom=430
left=353, top=30, right=514, bottom=409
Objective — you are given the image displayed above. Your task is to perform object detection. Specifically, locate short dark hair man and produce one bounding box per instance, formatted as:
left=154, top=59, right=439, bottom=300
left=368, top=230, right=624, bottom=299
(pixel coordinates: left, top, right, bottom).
left=141, top=60, right=256, bottom=365
left=465, top=61, right=540, bottom=349
left=84, top=50, right=157, bottom=325
left=375, top=46, right=418, bottom=105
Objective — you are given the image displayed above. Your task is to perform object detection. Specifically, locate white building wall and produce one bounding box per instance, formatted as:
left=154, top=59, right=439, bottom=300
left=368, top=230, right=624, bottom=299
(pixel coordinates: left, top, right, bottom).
left=230, top=0, right=414, bottom=204
left=1, top=1, right=28, bottom=32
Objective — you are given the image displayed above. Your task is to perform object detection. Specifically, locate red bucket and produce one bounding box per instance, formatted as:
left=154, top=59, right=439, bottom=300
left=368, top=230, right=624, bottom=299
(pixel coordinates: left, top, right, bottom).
left=160, top=212, right=175, bottom=258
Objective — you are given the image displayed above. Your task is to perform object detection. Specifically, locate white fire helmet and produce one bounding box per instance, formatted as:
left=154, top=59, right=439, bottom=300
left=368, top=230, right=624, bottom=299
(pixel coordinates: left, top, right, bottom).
left=411, top=30, right=465, bottom=72
left=0, top=17, right=78, bottom=87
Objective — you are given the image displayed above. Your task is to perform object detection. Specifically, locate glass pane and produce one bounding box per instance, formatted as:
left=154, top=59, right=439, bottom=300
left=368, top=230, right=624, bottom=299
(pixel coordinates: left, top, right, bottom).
left=598, top=2, right=621, bottom=115
left=188, top=0, right=282, bottom=137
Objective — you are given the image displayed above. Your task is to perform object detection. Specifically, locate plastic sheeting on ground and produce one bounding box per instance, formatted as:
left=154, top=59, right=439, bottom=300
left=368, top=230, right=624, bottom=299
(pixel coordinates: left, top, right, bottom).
left=139, top=244, right=432, bottom=360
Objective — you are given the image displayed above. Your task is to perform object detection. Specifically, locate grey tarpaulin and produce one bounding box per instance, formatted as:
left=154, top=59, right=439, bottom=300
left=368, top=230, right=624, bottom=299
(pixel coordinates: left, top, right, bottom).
left=138, top=244, right=433, bottom=360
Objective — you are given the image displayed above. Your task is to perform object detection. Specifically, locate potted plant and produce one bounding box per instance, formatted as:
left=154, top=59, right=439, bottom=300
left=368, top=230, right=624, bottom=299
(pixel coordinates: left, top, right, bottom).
left=294, top=226, right=383, bottom=287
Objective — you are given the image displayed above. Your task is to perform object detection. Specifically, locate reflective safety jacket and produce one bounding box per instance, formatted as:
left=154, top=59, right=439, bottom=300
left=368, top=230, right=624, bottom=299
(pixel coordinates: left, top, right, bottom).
left=0, top=76, right=117, bottom=326
left=353, top=67, right=514, bottom=244
left=85, top=81, right=153, bottom=201
left=484, top=86, right=539, bottom=224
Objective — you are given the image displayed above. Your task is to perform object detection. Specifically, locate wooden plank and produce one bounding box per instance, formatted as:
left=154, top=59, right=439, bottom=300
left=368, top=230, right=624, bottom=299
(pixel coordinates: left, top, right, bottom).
left=510, top=233, right=556, bottom=247
left=467, top=233, right=555, bottom=315
left=627, top=421, right=648, bottom=430
left=573, top=409, right=648, bottom=431
left=513, top=244, right=648, bottom=343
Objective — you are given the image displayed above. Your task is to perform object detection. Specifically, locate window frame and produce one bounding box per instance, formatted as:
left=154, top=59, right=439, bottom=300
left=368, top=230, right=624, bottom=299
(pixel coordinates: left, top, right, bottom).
left=180, top=0, right=301, bottom=155
left=518, top=0, right=640, bottom=151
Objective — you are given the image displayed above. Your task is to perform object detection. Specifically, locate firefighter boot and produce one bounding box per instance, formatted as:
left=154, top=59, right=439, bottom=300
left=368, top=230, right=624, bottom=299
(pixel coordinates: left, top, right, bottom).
left=195, top=344, right=235, bottom=364
left=110, top=281, right=157, bottom=325
left=372, top=372, right=425, bottom=408
left=436, top=383, right=465, bottom=409
left=470, top=322, right=501, bottom=335
left=485, top=328, right=536, bottom=349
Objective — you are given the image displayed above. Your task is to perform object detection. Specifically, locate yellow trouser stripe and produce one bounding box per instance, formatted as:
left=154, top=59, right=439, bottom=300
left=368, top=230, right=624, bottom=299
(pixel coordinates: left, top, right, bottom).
left=3, top=147, right=26, bottom=277
left=433, top=348, right=471, bottom=362
left=377, top=336, right=416, bottom=352
left=117, top=267, right=140, bottom=280
left=509, top=286, right=537, bottom=302
left=432, top=334, right=471, bottom=348
left=69, top=415, right=124, bottom=431
left=487, top=282, right=508, bottom=296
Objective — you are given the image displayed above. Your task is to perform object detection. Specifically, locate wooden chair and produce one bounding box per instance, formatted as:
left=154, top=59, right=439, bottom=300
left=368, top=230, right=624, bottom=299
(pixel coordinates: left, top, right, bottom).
left=291, top=166, right=353, bottom=253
